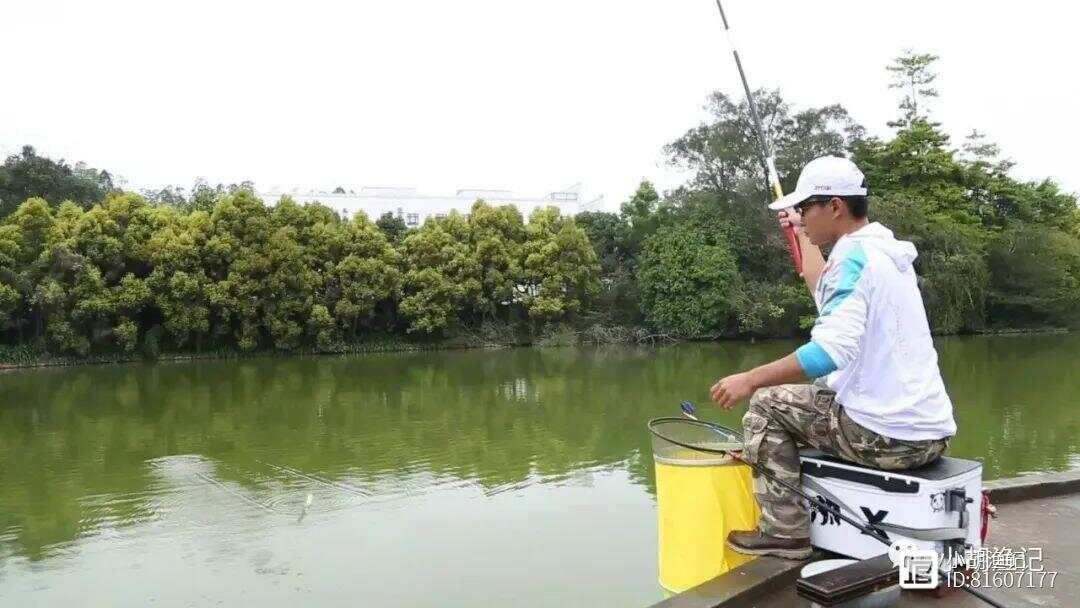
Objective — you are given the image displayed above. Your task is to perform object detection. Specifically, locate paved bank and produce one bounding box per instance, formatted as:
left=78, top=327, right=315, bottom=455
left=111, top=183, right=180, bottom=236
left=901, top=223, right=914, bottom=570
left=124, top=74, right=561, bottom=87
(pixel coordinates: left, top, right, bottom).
left=648, top=469, right=1080, bottom=608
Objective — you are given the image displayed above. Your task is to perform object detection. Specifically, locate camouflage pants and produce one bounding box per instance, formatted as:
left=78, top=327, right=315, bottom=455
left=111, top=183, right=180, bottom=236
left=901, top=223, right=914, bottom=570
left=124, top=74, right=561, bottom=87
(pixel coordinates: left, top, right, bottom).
left=742, top=384, right=950, bottom=539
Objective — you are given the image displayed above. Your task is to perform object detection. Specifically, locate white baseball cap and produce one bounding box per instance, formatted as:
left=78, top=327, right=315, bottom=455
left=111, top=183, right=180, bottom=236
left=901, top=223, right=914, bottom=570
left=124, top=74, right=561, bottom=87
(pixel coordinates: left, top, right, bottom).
left=767, top=156, right=867, bottom=211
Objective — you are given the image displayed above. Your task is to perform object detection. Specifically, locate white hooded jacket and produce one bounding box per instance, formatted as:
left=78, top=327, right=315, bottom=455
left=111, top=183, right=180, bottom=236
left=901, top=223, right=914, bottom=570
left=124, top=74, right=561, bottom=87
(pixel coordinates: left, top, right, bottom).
left=794, top=222, right=957, bottom=441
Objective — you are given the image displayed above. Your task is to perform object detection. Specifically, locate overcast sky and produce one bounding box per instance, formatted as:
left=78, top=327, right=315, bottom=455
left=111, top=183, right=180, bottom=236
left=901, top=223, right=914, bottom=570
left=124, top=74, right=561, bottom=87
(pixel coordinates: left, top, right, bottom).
left=3, top=1, right=1077, bottom=211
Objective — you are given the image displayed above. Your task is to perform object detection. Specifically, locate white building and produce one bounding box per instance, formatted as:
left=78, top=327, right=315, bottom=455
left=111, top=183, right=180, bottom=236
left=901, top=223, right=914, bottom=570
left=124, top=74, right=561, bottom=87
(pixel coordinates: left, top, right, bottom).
left=258, top=183, right=602, bottom=228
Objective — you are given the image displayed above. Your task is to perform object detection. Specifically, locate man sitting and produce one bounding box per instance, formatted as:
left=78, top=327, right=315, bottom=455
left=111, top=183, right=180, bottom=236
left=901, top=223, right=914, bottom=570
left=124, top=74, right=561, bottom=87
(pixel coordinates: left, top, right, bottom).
left=709, top=156, right=956, bottom=559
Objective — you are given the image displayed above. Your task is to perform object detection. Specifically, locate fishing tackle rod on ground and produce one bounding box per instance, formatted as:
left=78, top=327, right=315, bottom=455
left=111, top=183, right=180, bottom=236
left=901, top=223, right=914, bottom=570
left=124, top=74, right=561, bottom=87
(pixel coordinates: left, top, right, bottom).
left=712, top=0, right=803, bottom=274
left=663, top=401, right=1010, bottom=608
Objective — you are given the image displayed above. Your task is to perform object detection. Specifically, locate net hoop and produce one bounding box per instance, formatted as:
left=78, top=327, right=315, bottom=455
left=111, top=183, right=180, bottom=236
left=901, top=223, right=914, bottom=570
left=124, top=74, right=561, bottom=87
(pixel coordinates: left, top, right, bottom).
left=647, top=417, right=745, bottom=457
left=653, top=453, right=737, bottom=466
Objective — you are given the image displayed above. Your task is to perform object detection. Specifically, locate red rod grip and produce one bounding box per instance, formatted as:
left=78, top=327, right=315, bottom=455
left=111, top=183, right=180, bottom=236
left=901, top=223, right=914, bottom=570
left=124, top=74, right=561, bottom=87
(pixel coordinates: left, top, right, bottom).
left=783, top=223, right=803, bottom=275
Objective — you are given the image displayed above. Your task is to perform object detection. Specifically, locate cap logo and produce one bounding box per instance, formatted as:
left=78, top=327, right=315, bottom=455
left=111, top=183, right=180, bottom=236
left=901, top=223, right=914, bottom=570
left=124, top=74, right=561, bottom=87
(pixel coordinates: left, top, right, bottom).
left=813, top=185, right=832, bottom=191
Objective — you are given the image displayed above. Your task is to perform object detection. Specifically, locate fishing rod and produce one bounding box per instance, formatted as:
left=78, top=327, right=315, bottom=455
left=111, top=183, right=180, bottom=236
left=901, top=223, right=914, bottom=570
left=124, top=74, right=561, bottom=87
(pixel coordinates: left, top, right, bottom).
left=670, top=401, right=1010, bottom=607
left=712, top=0, right=803, bottom=274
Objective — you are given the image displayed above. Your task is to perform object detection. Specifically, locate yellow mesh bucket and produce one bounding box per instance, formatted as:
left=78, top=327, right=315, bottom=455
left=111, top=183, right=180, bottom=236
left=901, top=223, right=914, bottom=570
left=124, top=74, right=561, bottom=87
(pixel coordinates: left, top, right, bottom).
left=649, top=418, right=761, bottom=593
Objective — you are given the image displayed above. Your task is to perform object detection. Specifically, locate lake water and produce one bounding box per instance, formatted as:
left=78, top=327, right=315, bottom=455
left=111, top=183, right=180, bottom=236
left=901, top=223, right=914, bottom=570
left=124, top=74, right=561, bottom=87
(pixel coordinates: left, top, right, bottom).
left=1, top=334, right=1077, bottom=606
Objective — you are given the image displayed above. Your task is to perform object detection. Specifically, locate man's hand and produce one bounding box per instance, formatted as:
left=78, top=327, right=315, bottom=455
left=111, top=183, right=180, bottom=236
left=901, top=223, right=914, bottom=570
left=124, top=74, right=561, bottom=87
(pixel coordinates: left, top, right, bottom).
left=710, top=371, right=759, bottom=410
left=781, top=207, right=826, bottom=291
left=709, top=353, right=810, bottom=410
left=778, top=208, right=801, bottom=233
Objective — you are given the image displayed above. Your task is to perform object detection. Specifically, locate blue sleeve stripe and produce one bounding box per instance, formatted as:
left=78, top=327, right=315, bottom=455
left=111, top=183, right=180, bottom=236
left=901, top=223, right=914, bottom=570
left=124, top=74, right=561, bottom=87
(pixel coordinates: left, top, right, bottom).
left=796, top=341, right=838, bottom=378
left=820, top=244, right=867, bottom=316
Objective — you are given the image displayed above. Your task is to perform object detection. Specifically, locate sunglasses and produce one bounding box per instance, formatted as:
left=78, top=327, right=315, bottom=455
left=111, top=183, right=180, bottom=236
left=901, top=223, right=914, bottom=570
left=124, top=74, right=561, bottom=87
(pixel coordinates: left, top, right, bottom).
left=793, top=196, right=835, bottom=214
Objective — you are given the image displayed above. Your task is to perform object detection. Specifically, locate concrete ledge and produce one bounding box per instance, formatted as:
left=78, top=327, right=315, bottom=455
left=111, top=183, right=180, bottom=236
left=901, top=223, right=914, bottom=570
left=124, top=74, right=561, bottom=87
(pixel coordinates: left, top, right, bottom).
left=647, top=469, right=1080, bottom=608
left=984, top=468, right=1080, bottom=504
left=645, top=553, right=821, bottom=608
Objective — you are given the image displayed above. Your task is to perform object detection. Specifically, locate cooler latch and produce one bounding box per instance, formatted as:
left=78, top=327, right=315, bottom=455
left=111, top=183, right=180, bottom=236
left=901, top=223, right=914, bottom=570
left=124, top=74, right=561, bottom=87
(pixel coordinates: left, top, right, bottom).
left=946, top=488, right=974, bottom=530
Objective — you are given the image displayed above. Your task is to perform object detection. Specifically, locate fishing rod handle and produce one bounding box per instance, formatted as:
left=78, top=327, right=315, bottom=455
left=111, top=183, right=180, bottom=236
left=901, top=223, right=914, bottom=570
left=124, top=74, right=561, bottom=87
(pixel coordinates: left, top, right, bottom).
left=783, top=224, right=803, bottom=274
left=767, top=159, right=804, bottom=274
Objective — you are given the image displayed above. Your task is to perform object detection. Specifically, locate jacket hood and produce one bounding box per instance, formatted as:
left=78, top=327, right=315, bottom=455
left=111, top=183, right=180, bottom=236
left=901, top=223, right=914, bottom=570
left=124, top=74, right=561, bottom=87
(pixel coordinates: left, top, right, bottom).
left=842, top=222, right=918, bottom=271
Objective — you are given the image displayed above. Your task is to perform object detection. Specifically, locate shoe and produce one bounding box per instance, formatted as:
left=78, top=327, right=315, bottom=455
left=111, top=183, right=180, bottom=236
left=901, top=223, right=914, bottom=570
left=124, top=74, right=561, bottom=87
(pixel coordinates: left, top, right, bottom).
left=727, top=528, right=812, bottom=559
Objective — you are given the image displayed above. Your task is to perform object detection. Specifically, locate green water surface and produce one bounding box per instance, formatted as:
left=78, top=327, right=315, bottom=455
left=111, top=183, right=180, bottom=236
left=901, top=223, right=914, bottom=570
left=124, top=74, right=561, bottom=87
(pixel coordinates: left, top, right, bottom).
left=0, top=334, right=1077, bottom=606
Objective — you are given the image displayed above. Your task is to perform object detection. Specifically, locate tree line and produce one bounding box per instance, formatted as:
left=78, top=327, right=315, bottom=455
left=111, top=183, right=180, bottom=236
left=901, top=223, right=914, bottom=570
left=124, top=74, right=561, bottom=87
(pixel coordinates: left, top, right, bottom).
left=0, top=188, right=601, bottom=357
left=0, top=52, right=1077, bottom=360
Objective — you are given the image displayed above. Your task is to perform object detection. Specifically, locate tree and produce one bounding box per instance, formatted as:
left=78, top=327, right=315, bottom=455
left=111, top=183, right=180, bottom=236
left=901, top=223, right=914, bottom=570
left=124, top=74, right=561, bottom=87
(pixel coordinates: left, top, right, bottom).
left=637, top=222, right=740, bottom=336
left=854, top=82, right=1080, bottom=333
left=664, top=90, right=862, bottom=198
left=31, top=203, right=108, bottom=354
left=773, top=104, right=866, bottom=188
left=203, top=189, right=274, bottom=350
left=399, top=212, right=481, bottom=333
left=330, top=212, right=402, bottom=339
left=138, top=179, right=256, bottom=214
left=871, top=196, right=990, bottom=333
left=857, top=115, right=1078, bottom=231
left=0, top=224, right=21, bottom=330
left=886, top=50, right=940, bottom=128
left=517, top=207, right=599, bottom=322
left=146, top=208, right=214, bottom=349
left=960, top=130, right=1013, bottom=173
left=619, top=180, right=663, bottom=255
left=0, top=146, right=115, bottom=217
left=658, top=90, right=864, bottom=334
left=375, top=211, right=408, bottom=244
left=2, top=198, right=54, bottom=340
left=468, top=201, right=524, bottom=319
left=259, top=197, right=330, bottom=350
left=12, top=193, right=161, bottom=354
left=189, top=180, right=224, bottom=213
left=574, top=210, right=636, bottom=322
left=988, top=225, right=1080, bottom=328
left=575, top=211, right=629, bottom=276
left=853, top=120, right=969, bottom=223
left=139, top=185, right=188, bottom=208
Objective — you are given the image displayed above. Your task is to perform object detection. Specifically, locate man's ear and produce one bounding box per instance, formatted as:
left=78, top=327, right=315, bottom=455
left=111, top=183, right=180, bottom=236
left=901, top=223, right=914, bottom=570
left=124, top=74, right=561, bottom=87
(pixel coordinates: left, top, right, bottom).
left=829, top=197, right=845, bottom=218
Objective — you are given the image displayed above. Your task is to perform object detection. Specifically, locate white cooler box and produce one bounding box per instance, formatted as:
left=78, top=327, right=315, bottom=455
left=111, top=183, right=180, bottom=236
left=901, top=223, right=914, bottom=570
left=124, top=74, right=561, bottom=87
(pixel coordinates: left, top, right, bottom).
left=799, top=449, right=982, bottom=569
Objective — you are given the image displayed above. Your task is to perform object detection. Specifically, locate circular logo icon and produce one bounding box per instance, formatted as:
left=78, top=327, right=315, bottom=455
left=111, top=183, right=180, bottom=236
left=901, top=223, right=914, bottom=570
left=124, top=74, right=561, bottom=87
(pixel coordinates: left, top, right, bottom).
left=888, top=540, right=918, bottom=566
